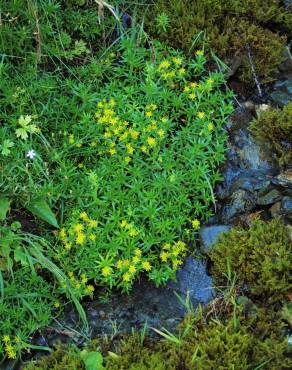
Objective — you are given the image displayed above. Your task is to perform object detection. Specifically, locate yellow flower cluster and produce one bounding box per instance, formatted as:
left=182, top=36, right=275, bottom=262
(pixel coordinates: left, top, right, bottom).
left=120, top=219, right=139, bottom=237
left=158, top=57, right=185, bottom=80
left=67, top=271, right=95, bottom=296
left=160, top=240, right=187, bottom=270
left=2, top=335, right=17, bottom=359
left=95, top=99, right=169, bottom=163
left=59, top=212, right=98, bottom=250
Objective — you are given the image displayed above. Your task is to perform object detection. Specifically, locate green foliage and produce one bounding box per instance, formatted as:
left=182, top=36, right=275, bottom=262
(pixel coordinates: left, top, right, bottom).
left=250, top=102, right=292, bottom=167
left=208, top=219, right=292, bottom=301
left=145, top=0, right=289, bottom=85
left=0, top=0, right=119, bottom=68
left=40, top=40, right=233, bottom=291
left=0, top=268, right=56, bottom=360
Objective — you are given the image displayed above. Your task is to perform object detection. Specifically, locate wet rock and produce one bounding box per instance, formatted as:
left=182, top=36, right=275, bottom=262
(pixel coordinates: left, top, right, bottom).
left=270, top=74, right=292, bottom=106
left=270, top=201, right=281, bottom=218
left=281, top=196, right=292, bottom=218
left=169, top=256, right=214, bottom=305
left=257, top=189, right=282, bottom=205
left=269, top=197, right=292, bottom=220
left=230, top=172, right=271, bottom=193
left=272, top=170, right=292, bottom=188
left=199, top=225, right=232, bottom=253
left=221, top=189, right=256, bottom=222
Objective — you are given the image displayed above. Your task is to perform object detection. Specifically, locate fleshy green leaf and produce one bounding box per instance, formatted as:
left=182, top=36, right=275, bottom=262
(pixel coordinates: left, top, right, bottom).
left=26, top=198, right=59, bottom=228
left=80, top=350, right=104, bottom=370
left=0, top=197, right=10, bottom=220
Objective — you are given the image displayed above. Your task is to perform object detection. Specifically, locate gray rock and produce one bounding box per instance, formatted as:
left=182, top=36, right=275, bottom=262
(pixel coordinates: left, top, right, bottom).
left=257, top=189, right=282, bottom=205
left=221, top=189, right=256, bottom=222
left=270, top=74, right=292, bottom=107
left=169, top=256, right=214, bottom=306
left=272, top=170, right=292, bottom=188
left=281, top=196, right=292, bottom=217
left=199, top=225, right=232, bottom=253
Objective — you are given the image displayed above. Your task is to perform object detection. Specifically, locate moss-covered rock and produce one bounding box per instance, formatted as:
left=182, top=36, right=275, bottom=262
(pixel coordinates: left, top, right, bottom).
left=208, top=219, right=292, bottom=301
left=145, top=0, right=290, bottom=85
left=249, top=102, right=292, bottom=167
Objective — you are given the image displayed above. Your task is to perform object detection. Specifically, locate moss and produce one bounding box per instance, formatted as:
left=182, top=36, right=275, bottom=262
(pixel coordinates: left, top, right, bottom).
left=24, top=344, right=84, bottom=370
left=25, top=305, right=291, bottom=370
left=208, top=219, right=292, bottom=301
left=249, top=102, right=292, bottom=167
left=145, top=0, right=289, bottom=85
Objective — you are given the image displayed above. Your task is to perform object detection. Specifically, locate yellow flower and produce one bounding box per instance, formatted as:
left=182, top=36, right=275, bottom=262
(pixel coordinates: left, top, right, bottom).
left=123, top=259, right=130, bottom=267
left=74, top=223, right=84, bottom=233
left=14, top=336, right=21, bottom=344
left=129, top=228, right=138, bottom=237
left=97, top=101, right=104, bottom=108
left=173, top=259, right=183, bottom=268
left=172, top=57, right=182, bottom=65
left=68, top=271, right=74, bottom=278
left=163, top=243, right=171, bottom=250
left=125, top=156, right=132, bottom=164
left=126, top=143, right=134, bottom=155
left=160, top=251, right=169, bottom=262
left=78, top=163, right=84, bottom=169
left=69, top=135, right=74, bottom=144
left=85, top=284, right=95, bottom=294
left=184, top=86, right=190, bottom=93
left=178, top=68, right=185, bottom=75
left=76, top=232, right=86, bottom=245
left=101, top=266, right=112, bottom=277
left=196, top=50, right=204, bottom=56
left=197, top=112, right=205, bottom=119
left=54, top=302, right=60, bottom=308
left=129, top=265, right=136, bottom=274
left=132, top=256, right=140, bottom=264
left=6, top=347, right=16, bottom=359
left=81, top=274, right=88, bottom=283
left=208, top=123, right=214, bottom=131
left=157, top=129, right=165, bottom=138
left=59, top=228, right=66, bottom=239
left=80, top=212, right=89, bottom=221
left=142, top=261, right=152, bottom=271
left=64, top=242, right=72, bottom=250
left=190, top=82, right=199, bottom=88
left=145, top=111, right=152, bottom=117
left=3, top=335, right=10, bottom=344
left=123, top=272, right=131, bottom=282
left=117, top=260, right=123, bottom=269
left=130, top=130, right=139, bottom=139
left=109, top=148, right=117, bottom=155
left=189, top=93, right=196, bottom=100
left=207, top=78, right=214, bottom=85
left=134, top=248, right=142, bottom=257
left=161, top=117, right=168, bottom=123
left=141, top=145, right=147, bottom=153
left=147, top=136, right=156, bottom=147
left=158, top=60, right=170, bottom=70
left=120, top=220, right=128, bottom=228
left=88, top=219, right=98, bottom=228
left=89, top=233, right=96, bottom=241
left=192, top=219, right=200, bottom=230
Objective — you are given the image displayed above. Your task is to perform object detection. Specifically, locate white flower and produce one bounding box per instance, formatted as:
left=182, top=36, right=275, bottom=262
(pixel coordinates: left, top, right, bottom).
left=26, top=149, right=36, bottom=159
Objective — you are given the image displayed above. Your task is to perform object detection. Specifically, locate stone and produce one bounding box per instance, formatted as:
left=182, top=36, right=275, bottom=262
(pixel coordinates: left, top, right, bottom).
left=199, top=225, right=232, bottom=253
left=169, top=256, right=214, bottom=306
left=272, top=170, right=292, bottom=188
left=257, top=189, right=282, bottom=205
left=270, top=201, right=281, bottom=218
left=221, top=189, right=256, bottom=222
left=281, top=196, right=292, bottom=218
left=270, top=75, right=292, bottom=107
